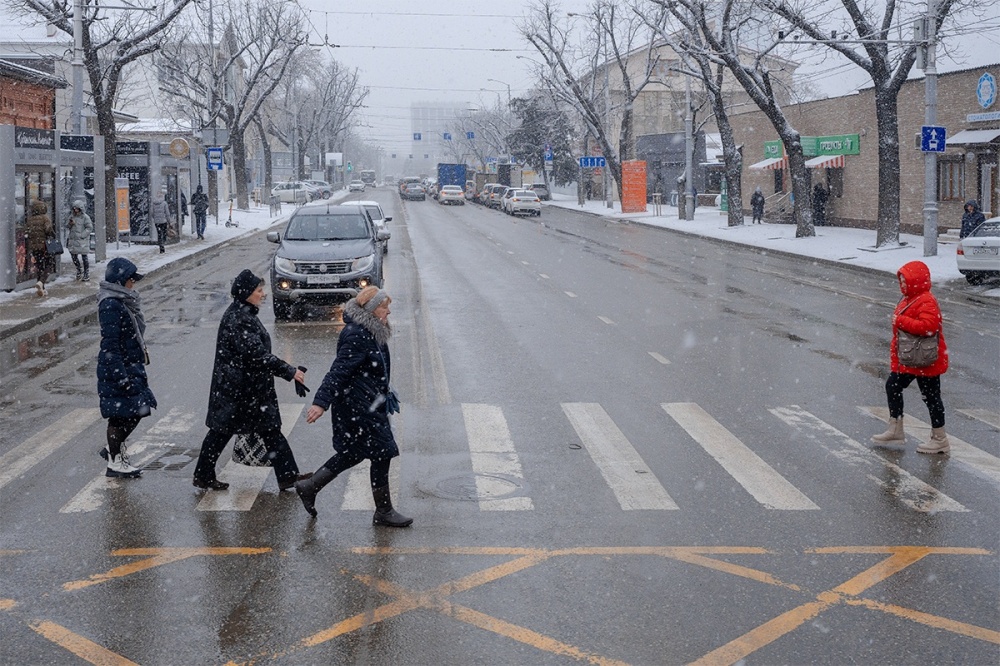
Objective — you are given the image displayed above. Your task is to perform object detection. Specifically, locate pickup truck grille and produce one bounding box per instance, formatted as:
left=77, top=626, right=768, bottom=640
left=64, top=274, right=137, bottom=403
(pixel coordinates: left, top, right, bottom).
left=296, top=261, right=353, bottom=275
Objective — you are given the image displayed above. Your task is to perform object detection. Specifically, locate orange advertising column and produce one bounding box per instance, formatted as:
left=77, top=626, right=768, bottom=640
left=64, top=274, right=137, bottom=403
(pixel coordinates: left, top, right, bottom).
left=115, top=177, right=130, bottom=235
left=621, top=160, right=647, bottom=213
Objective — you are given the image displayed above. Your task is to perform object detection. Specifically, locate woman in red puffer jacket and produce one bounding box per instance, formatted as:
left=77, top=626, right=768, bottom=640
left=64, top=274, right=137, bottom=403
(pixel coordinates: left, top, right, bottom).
left=871, top=260, right=949, bottom=454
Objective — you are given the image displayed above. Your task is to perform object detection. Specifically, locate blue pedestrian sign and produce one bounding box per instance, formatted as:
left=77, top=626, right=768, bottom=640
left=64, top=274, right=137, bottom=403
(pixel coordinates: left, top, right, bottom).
left=206, top=147, right=224, bottom=171
left=466, top=131, right=475, bottom=140
left=578, top=156, right=606, bottom=168
left=413, top=133, right=422, bottom=141
left=443, top=132, right=452, bottom=141
left=920, top=126, right=946, bottom=152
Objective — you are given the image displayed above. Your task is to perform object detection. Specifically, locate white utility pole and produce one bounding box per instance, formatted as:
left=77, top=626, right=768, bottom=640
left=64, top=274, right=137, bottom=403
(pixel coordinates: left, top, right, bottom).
left=603, top=33, right=613, bottom=209
left=922, top=0, right=939, bottom=257
left=684, top=72, right=694, bottom=220
left=70, top=0, right=85, bottom=198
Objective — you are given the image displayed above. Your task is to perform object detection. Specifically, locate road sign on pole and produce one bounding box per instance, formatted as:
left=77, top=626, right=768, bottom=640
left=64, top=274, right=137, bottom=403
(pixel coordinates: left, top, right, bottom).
left=206, top=147, right=224, bottom=171
left=920, top=126, right=946, bottom=152
left=578, top=156, right=606, bottom=168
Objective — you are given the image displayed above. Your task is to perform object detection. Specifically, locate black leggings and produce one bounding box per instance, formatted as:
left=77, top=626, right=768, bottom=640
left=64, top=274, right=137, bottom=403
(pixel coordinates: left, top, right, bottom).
left=107, top=416, right=143, bottom=458
left=885, top=372, right=945, bottom=428
left=70, top=253, right=89, bottom=273
left=321, top=450, right=392, bottom=489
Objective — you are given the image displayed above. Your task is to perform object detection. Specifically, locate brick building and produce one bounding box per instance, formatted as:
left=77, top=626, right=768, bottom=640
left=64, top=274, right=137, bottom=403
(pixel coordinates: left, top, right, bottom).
left=730, top=65, right=1000, bottom=234
left=0, top=58, right=66, bottom=128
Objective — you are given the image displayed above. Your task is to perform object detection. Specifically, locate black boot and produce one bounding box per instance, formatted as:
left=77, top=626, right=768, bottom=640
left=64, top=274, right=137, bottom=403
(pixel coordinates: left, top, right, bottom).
left=372, top=486, right=412, bottom=527
left=294, top=466, right=336, bottom=517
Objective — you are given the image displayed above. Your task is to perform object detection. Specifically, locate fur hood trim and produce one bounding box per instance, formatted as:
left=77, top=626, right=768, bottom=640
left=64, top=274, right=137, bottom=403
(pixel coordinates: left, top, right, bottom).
left=343, top=298, right=391, bottom=347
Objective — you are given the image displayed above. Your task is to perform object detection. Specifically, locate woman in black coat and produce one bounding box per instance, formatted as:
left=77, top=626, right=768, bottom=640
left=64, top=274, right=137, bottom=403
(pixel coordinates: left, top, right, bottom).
left=192, top=269, right=310, bottom=491
left=295, top=286, right=411, bottom=527
left=97, top=257, right=155, bottom=478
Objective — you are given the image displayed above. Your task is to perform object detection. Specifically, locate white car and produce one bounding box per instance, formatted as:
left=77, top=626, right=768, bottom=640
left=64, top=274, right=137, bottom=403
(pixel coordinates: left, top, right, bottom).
left=956, top=217, right=1000, bottom=284
left=502, top=189, right=541, bottom=216
left=438, top=185, right=465, bottom=205
left=271, top=181, right=314, bottom=204
left=342, top=200, right=392, bottom=253
left=348, top=180, right=366, bottom=192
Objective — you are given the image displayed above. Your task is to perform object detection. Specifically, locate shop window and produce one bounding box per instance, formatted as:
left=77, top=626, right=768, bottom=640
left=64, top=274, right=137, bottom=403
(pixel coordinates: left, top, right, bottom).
left=827, top=167, right=844, bottom=197
left=774, top=169, right=784, bottom=194
left=937, top=160, right=964, bottom=201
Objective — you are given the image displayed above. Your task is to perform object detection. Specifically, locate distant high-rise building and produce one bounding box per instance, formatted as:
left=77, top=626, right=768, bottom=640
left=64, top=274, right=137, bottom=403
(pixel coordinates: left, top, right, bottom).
left=408, top=101, right=467, bottom=175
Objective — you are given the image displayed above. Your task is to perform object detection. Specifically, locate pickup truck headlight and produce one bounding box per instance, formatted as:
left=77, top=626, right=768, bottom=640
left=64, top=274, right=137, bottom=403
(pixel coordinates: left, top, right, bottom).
left=274, top=256, right=297, bottom=274
left=352, top=254, right=375, bottom=272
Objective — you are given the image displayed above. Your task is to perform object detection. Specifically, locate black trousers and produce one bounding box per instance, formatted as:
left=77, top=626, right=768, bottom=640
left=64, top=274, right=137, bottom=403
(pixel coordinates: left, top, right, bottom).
left=320, top=450, right=391, bottom=489
left=156, top=223, right=168, bottom=250
left=194, top=427, right=300, bottom=484
left=885, top=372, right=945, bottom=428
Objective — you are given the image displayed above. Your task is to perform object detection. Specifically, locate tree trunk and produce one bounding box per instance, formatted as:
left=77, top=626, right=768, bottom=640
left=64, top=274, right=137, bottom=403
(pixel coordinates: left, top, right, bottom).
left=785, top=142, right=815, bottom=237
left=98, top=107, right=118, bottom=242
left=231, top=128, right=249, bottom=210
left=875, top=88, right=902, bottom=247
left=711, top=98, right=743, bottom=227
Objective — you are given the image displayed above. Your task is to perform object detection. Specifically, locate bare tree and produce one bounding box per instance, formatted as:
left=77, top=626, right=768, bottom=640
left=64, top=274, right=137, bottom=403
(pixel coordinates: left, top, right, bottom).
left=522, top=0, right=658, bottom=202
left=643, top=1, right=746, bottom=226
left=445, top=99, right=514, bottom=169
left=7, top=0, right=194, bottom=239
left=762, top=0, right=973, bottom=246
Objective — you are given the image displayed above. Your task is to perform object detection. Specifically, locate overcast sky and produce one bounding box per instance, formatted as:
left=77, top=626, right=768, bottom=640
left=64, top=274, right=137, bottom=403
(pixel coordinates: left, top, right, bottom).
left=297, top=0, right=1000, bottom=154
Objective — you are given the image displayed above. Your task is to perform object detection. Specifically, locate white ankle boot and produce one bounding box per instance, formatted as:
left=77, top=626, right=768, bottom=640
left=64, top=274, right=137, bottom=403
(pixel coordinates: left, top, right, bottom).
left=871, top=417, right=905, bottom=446
left=917, top=427, right=950, bottom=455
left=106, top=450, right=142, bottom=478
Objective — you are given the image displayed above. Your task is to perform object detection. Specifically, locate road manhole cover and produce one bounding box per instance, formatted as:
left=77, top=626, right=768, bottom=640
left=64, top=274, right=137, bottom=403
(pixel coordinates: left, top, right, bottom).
left=420, top=473, right=526, bottom=501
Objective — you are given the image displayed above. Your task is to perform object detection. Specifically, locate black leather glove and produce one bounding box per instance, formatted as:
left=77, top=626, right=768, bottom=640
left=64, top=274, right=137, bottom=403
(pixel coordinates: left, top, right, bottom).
left=294, top=365, right=310, bottom=397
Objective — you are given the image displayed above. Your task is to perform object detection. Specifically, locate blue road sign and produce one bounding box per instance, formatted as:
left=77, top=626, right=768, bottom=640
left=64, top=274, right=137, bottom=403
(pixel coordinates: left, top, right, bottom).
left=544, top=148, right=554, bottom=161
left=466, top=131, right=475, bottom=140
left=578, top=156, right=606, bottom=168
left=443, top=132, right=452, bottom=141
left=921, top=126, right=946, bottom=152
left=206, top=147, right=224, bottom=171
left=413, top=133, right=422, bottom=141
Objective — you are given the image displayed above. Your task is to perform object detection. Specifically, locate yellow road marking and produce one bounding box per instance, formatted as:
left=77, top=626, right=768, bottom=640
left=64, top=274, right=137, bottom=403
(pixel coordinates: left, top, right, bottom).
left=844, top=597, right=1000, bottom=645
left=0, top=599, right=16, bottom=611
left=63, top=547, right=271, bottom=591
left=29, top=620, right=139, bottom=666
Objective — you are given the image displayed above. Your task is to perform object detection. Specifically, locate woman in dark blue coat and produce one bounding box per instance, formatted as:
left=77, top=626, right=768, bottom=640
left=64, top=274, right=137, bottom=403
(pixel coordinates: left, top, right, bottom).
left=97, top=257, right=155, bottom=478
left=295, top=286, right=411, bottom=527
left=192, top=269, right=310, bottom=491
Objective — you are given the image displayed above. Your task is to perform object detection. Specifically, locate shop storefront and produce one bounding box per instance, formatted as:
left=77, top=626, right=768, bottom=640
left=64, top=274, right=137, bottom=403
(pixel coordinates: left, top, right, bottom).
left=115, top=141, right=192, bottom=244
left=0, top=125, right=106, bottom=292
left=731, top=65, right=1000, bottom=232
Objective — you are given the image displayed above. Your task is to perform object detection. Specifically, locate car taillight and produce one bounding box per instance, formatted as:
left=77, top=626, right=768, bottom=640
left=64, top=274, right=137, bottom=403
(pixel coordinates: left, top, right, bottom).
left=956, top=246, right=964, bottom=255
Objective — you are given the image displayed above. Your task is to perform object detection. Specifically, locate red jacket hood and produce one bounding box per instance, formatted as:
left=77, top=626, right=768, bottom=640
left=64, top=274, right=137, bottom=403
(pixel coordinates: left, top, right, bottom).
left=897, top=261, right=932, bottom=299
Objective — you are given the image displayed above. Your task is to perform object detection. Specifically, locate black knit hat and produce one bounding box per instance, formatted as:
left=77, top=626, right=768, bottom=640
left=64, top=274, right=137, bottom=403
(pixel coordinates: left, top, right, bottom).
left=231, top=269, right=264, bottom=302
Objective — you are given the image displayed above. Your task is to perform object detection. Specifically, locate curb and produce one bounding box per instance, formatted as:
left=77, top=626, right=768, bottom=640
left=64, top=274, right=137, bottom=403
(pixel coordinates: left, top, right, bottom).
left=0, top=217, right=287, bottom=343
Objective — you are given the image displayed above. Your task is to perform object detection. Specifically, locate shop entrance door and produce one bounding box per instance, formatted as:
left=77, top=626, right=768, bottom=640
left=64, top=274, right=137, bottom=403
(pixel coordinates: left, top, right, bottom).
left=162, top=167, right=181, bottom=244
left=14, top=169, right=56, bottom=285
left=980, top=155, right=997, bottom=218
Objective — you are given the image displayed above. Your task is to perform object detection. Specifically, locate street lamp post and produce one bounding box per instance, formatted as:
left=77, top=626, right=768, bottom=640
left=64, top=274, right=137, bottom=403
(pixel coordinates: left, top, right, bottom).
left=487, top=78, right=511, bottom=105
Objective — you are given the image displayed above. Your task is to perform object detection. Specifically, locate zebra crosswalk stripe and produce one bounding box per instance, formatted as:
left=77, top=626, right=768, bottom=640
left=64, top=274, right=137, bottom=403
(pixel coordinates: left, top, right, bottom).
left=664, top=403, right=819, bottom=510
left=775, top=406, right=967, bottom=513
left=463, top=403, right=533, bottom=511
left=859, top=406, right=1000, bottom=488
left=61, top=407, right=194, bottom=514
left=562, top=403, right=678, bottom=510
left=0, top=408, right=101, bottom=493
left=957, top=409, right=1000, bottom=430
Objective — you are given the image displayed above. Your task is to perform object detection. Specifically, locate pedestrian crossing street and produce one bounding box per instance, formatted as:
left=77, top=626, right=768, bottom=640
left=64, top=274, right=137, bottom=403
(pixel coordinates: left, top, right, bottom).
left=22, top=400, right=998, bottom=516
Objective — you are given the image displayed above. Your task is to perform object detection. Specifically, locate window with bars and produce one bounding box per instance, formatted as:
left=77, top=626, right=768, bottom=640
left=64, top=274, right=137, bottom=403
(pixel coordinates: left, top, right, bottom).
left=937, top=160, right=965, bottom=201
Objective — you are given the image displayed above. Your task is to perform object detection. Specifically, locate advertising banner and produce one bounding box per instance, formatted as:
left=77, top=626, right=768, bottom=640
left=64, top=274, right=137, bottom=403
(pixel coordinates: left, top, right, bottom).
left=621, top=160, right=647, bottom=214
left=117, top=166, right=149, bottom=237
left=114, top=178, right=130, bottom=234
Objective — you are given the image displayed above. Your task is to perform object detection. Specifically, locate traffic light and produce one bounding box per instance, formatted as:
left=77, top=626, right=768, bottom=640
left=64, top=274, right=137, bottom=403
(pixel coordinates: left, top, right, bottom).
left=347, top=161, right=353, bottom=172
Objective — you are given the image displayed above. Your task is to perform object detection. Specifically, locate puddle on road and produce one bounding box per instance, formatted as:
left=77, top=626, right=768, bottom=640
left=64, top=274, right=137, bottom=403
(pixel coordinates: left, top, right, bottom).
left=0, top=312, right=99, bottom=378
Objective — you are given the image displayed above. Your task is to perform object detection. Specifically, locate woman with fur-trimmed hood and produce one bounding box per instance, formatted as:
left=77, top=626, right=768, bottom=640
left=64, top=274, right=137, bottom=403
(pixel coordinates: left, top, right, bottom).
left=295, top=286, right=411, bottom=527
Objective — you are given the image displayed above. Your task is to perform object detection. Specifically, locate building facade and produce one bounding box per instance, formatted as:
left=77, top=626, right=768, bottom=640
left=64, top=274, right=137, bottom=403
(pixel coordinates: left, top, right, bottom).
left=731, top=65, right=1000, bottom=233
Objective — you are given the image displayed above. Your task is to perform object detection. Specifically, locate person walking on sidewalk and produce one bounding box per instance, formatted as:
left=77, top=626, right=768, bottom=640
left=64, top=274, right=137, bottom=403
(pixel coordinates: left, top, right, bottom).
left=192, top=269, right=311, bottom=491
left=65, top=199, right=94, bottom=281
left=871, top=260, right=950, bottom=454
left=959, top=200, right=986, bottom=238
left=192, top=185, right=209, bottom=240
left=295, top=286, right=411, bottom=527
left=750, top=187, right=765, bottom=224
left=812, top=182, right=829, bottom=226
left=26, top=200, right=56, bottom=297
left=151, top=192, right=170, bottom=253
left=97, top=258, right=156, bottom=478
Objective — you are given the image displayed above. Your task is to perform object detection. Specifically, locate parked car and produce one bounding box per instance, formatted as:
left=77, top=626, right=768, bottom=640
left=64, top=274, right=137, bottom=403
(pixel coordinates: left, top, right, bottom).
left=956, top=217, right=1000, bottom=284
left=402, top=183, right=426, bottom=201
left=528, top=183, right=551, bottom=201
left=502, top=189, right=542, bottom=216
left=464, top=180, right=477, bottom=200
left=271, top=181, right=314, bottom=204
left=348, top=180, right=366, bottom=192
left=438, top=185, right=465, bottom=205
left=342, top=200, right=392, bottom=253
left=485, top=183, right=507, bottom=209
left=266, top=204, right=389, bottom=320
left=305, top=180, right=333, bottom=199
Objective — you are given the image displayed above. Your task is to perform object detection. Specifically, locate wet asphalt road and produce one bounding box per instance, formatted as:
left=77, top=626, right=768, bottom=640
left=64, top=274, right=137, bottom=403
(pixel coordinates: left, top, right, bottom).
left=1, top=189, right=998, bottom=665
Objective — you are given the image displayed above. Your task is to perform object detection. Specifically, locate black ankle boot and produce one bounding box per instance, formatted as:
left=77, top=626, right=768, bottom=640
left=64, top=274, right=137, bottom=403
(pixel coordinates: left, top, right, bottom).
left=372, top=486, right=412, bottom=527
left=294, top=466, right=336, bottom=517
